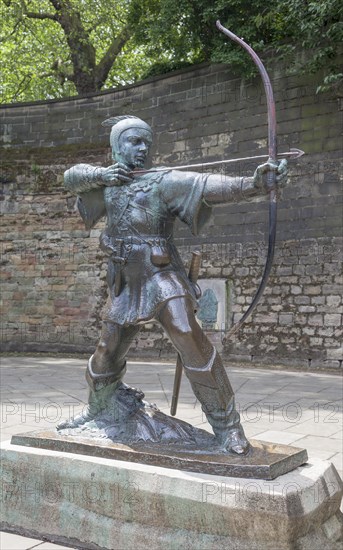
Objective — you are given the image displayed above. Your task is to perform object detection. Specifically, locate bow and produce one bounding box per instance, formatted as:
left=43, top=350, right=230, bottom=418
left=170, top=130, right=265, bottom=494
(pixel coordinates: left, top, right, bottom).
left=216, top=20, right=280, bottom=336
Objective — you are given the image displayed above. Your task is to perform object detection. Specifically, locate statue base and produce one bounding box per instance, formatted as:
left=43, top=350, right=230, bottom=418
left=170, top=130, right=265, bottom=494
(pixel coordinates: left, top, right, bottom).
left=1, top=440, right=342, bottom=550
left=11, top=429, right=307, bottom=480
left=10, top=381, right=308, bottom=479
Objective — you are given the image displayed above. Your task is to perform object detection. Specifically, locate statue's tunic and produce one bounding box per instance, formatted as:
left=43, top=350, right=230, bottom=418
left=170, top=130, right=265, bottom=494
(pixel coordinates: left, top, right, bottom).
left=65, top=166, right=213, bottom=326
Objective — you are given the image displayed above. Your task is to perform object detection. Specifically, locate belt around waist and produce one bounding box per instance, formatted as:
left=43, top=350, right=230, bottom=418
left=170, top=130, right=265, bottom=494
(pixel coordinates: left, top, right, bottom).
left=109, top=235, right=172, bottom=246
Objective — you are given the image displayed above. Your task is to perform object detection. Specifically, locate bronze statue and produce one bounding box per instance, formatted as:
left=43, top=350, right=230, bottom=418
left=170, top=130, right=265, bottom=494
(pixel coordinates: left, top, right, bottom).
left=58, top=115, right=287, bottom=455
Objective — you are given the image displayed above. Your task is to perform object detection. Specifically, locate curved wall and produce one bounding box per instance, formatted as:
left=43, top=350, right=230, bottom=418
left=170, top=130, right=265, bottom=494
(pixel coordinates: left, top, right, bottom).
left=1, top=63, right=342, bottom=368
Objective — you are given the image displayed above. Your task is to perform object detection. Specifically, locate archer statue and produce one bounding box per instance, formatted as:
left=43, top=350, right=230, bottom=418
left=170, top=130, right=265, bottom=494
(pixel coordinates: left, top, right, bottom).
left=58, top=114, right=287, bottom=455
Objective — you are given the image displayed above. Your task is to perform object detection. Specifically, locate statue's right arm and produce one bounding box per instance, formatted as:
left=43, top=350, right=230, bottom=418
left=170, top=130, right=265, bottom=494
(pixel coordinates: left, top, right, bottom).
left=64, top=164, right=105, bottom=194
left=64, top=163, right=133, bottom=194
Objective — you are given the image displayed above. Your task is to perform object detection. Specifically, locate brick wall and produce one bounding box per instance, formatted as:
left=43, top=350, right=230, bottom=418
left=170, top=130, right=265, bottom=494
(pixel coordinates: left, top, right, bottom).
left=1, top=62, right=342, bottom=369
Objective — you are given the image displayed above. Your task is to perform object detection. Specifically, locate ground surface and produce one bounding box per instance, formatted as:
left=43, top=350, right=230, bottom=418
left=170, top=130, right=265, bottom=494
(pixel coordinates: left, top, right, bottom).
left=1, top=356, right=342, bottom=549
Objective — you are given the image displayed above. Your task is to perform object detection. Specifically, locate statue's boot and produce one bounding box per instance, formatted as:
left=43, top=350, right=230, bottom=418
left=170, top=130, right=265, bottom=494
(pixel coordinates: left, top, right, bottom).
left=183, top=348, right=250, bottom=455
left=56, top=357, right=126, bottom=430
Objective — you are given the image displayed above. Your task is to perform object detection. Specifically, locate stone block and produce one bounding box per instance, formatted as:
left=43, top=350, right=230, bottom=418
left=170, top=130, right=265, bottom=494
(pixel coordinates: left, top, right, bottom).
left=279, top=314, right=294, bottom=325
left=299, top=306, right=316, bottom=313
left=308, top=315, right=323, bottom=327
left=323, top=360, right=342, bottom=369
left=1, top=442, right=342, bottom=550
left=324, top=314, right=342, bottom=327
left=326, top=347, right=343, bottom=361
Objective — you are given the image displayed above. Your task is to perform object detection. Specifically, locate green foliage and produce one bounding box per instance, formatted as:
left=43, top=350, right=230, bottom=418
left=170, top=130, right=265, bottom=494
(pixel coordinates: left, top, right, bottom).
left=1, top=0, right=342, bottom=103
left=137, top=0, right=343, bottom=90
left=1, top=1, right=71, bottom=102
left=0, top=0, right=153, bottom=102
left=141, top=60, right=194, bottom=79
left=273, top=0, right=343, bottom=90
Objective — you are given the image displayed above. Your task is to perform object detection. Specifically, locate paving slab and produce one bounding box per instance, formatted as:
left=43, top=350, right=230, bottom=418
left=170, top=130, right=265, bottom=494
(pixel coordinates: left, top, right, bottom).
left=0, top=531, right=73, bottom=550
left=0, top=355, right=342, bottom=549
left=0, top=532, right=43, bottom=550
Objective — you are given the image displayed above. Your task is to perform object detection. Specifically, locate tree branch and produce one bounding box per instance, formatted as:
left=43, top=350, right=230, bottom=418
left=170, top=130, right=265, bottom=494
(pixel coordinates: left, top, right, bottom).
left=48, top=2, right=97, bottom=93
left=25, top=11, right=57, bottom=21
left=95, top=25, right=132, bottom=89
left=12, top=73, right=32, bottom=101
left=48, top=0, right=64, bottom=10
left=2, top=0, right=57, bottom=21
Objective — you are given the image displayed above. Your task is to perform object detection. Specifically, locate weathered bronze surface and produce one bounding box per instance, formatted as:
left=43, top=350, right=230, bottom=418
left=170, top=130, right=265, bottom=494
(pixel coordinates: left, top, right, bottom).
left=11, top=430, right=308, bottom=480
left=57, top=112, right=289, bottom=461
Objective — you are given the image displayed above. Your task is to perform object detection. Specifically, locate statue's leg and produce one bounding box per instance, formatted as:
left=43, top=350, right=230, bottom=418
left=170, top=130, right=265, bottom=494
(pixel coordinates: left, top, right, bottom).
left=57, top=322, right=140, bottom=429
left=87, top=321, right=140, bottom=389
left=157, top=297, right=249, bottom=455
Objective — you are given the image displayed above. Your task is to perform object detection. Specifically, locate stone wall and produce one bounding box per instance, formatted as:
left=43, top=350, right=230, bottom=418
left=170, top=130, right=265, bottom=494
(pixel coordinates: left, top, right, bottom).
left=1, top=62, right=342, bottom=369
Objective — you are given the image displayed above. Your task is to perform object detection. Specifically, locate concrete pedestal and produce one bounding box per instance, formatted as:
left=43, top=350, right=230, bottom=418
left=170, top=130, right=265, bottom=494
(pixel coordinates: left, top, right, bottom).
left=1, top=440, right=342, bottom=550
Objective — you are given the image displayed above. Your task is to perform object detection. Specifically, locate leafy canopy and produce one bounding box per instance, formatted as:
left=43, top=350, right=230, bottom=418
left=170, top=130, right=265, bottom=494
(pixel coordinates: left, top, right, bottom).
left=1, top=0, right=342, bottom=103
left=0, top=0, right=153, bottom=102
left=137, top=0, right=343, bottom=91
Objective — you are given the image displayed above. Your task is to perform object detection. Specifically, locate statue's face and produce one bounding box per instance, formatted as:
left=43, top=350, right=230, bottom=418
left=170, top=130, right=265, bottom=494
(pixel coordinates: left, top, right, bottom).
left=115, top=128, right=152, bottom=169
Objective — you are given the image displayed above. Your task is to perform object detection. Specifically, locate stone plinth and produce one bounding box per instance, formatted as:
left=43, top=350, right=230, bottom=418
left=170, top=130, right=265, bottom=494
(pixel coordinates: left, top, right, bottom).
left=1, top=440, right=342, bottom=550
left=11, top=429, right=308, bottom=480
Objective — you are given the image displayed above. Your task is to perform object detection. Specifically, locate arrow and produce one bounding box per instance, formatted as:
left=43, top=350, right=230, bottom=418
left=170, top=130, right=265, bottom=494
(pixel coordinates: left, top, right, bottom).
left=131, top=148, right=304, bottom=175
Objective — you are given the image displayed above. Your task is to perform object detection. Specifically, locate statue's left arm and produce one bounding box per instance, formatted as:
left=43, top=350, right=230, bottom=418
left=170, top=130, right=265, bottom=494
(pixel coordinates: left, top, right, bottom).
left=203, top=160, right=288, bottom=205
left=161, top=161, right=287, bottom=235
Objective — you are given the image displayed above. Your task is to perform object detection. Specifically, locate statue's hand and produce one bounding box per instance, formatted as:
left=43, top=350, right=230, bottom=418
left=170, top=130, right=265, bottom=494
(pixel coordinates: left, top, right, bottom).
left=102, top=244, right=117, bottom=256
left=101, top=163, right=133, bottom=186
left=253, top=158, right=288, bottom=191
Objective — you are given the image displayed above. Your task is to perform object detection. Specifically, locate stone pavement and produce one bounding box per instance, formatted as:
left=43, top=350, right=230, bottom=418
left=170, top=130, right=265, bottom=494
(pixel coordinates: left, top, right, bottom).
left=1, top=355, right=342, bottom=549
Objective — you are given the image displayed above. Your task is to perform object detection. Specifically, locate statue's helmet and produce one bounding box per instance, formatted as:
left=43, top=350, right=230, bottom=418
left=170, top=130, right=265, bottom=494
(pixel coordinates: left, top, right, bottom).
left=102, top=115, right=152, bottom=156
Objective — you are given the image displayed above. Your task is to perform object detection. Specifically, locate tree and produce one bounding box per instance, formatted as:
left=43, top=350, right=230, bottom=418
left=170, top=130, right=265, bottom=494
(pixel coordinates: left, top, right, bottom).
left=1, top=0, right=342, bottom=103
left=134, top=0, right=279, bottom=78
left=272, top=0, right=343, bottom=93
left=137, top=0, right=342, bottom=92
left=0, top=0, right=153, bottom=102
